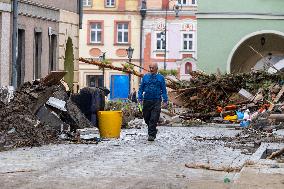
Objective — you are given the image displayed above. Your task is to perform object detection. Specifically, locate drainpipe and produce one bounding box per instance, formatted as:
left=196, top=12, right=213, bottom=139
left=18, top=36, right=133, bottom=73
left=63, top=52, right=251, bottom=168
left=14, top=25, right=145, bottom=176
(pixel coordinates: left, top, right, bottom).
left=139, top=0, right=147, bottom=76
left=78, top=0, right=83, bottom=29
left=12, top=0, right=18, bottom=88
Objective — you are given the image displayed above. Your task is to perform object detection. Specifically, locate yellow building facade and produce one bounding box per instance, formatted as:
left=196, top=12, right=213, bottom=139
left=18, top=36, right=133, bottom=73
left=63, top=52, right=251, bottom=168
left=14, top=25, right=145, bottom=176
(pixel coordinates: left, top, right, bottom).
left=79, top=0, right=141, bottom=100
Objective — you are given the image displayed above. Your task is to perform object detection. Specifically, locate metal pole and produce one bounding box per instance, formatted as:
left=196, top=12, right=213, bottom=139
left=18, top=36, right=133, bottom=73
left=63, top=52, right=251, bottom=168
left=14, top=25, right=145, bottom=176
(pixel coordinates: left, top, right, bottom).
left=102, top=67, right=105, bottom=87
left=78, top=0, right=83, bottom=29
left=163, top=1, right=168, bottom=70
left=139, top=14, right=146, bottom=74
left=12, top=0, right=18, bottom=88
left=129, top=58, right=131, bottom=96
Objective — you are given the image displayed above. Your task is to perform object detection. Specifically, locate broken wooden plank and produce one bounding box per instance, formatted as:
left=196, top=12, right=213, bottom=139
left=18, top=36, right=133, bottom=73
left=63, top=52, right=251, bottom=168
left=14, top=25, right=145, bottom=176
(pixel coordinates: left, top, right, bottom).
left=267, top=148, right=284, bottom=159
left=41, top=71, right=67, bottom=86
left=269, top=85, right=284, bottom=111
left=268, top=114, right=284, bottom=121
left=185, top=163, right=242, bottom=172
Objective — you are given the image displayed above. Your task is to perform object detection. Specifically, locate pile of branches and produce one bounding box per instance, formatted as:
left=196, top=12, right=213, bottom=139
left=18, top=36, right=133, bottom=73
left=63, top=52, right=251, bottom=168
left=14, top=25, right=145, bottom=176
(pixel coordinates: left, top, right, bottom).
left=173, top=71, right=283, bottom=116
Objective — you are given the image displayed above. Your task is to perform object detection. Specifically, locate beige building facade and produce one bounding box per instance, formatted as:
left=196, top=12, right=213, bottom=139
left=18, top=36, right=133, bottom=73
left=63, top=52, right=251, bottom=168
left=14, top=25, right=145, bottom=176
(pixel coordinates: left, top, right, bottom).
left=79, top=0, right=141, bottom=100
left=0, top=0, right=12, bottom=86
left=0, top=0, right=80, bottom=91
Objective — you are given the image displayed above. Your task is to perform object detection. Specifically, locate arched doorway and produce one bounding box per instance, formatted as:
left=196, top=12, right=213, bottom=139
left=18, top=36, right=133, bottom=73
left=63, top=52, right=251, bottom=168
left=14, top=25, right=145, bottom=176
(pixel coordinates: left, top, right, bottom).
left=185, top=62, right=193, bottom=74
left=178, top=57, right=197, bottom=80
left=64, top=37, right=74, bottom=91
left=227, top=31, right=284, bottom=73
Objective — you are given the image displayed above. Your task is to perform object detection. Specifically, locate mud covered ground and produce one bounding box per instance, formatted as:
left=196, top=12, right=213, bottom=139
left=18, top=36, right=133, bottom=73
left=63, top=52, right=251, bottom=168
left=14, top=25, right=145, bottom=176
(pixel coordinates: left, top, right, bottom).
left=1, top=126, right=283, bottom=189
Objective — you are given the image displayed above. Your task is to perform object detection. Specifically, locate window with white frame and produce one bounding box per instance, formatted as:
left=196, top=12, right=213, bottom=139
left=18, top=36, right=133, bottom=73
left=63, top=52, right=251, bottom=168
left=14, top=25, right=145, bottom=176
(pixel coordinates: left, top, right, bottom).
left=178, top=0, right=197, bottom=6
left=156, top=32, right=165, bottom=50
left=117, top=23, right=129, bottom=43
left=105, top=0, right=115, bottom=7
left=90, top=23, right=102, bottom=43
left=83, top=0, right=92, bottom=6
left=183, top=33, right=193, bottom=51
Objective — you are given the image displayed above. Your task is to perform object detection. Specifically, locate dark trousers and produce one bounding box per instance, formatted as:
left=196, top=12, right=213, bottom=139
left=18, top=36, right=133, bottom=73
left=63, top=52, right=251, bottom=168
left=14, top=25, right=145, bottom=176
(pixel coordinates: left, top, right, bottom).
left=143, top=100, right=161, bottom=137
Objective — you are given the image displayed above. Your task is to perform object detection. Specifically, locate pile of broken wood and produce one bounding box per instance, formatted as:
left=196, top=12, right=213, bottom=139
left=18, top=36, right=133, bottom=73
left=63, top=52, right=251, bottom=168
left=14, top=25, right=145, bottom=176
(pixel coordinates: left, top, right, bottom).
left=168, top=71, right=284, bottom=122
left=0, top=72, right=94, bottom=151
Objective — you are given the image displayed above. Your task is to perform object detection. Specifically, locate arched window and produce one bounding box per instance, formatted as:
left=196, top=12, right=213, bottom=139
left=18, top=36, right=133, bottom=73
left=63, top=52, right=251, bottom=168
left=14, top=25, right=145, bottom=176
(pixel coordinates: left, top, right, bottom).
left=185, top=62, right=192, bottom=74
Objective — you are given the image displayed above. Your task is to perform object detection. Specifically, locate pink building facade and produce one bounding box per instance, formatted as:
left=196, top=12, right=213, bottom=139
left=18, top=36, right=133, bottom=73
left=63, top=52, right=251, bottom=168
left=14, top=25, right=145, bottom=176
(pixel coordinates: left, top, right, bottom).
left=142, top=0, right=197, bottom=80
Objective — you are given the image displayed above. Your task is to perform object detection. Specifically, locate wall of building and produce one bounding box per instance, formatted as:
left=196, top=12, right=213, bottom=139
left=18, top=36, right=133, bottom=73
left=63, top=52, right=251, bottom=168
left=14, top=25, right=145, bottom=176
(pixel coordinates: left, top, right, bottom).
left=30, top=0, right=78, bottom=13
left=84, top=0, right=139, bottom=11
left=0, top=10, right=11, bottom=86
left=16, top=0, right=60, bottom=82
left=18, top=15, right=58, bottom=81
left=59, top=9, right=80, bottom=91
left=198, top=0, right=284, bottom=14
left=197, top=17, right=284, bottom=73
left=0, top=0, right=80, bottom=88
left=80, top=13, right=141, bottom=62
left=79, top=0, right=141, bottom=93
left=142, top=0, right=197, bottom=80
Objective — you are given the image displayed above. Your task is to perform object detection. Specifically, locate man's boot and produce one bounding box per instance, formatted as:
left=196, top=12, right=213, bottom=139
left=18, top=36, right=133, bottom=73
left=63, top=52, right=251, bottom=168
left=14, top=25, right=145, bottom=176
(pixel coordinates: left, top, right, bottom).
left=148, top=135, right=155, bottom=141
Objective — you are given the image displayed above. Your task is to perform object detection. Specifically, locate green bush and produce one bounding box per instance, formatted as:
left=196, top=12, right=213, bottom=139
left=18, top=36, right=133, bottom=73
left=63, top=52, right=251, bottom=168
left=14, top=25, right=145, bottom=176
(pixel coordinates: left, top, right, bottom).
left=159, top=69, right=178, bottom=76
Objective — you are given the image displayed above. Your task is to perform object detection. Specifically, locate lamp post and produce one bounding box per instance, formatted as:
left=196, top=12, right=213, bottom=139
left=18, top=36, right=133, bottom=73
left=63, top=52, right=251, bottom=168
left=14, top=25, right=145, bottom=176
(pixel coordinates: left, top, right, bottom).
left=140, top=0, right=147, bottom=74
left=126, top=46, right=134, bottom=96
left=161, top=0, right=182, bottom=70
left=99, top=52, right=106, bottom=87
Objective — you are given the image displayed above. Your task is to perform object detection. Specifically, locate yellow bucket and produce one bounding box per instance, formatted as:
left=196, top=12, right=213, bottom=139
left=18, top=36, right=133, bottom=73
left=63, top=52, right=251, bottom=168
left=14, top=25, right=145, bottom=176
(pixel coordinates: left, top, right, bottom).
left=97, top=111, right=123, bottom=138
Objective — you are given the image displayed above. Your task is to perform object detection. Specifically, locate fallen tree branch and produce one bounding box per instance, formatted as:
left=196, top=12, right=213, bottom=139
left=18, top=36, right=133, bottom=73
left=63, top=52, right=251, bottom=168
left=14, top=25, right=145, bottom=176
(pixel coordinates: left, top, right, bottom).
left=185, top=163, right=242, bottom=172
left=79, top=58, right=143, bottom=77
left=79, top=57, right=179, bottom=90
left=267, top=148, right=284, bottom=159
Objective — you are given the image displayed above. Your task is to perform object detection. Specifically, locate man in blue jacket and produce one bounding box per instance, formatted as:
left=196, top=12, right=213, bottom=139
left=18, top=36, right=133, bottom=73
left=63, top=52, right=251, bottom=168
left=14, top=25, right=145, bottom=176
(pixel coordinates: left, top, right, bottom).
left=138, top=62, right=168, bottom=141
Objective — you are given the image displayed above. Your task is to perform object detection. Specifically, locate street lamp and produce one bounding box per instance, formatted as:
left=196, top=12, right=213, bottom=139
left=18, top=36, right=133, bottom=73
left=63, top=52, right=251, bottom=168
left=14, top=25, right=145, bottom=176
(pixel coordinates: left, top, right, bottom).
left=162, top=0, right=182, bottom=70
left=126, top=46, right=134, bottom=96
left=99, top=52, right=106, bottom=87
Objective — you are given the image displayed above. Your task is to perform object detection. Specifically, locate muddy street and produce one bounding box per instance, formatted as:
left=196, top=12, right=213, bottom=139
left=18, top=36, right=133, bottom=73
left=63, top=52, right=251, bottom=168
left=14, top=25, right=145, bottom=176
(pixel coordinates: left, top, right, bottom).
left=1, top=126, right=283, bottom=189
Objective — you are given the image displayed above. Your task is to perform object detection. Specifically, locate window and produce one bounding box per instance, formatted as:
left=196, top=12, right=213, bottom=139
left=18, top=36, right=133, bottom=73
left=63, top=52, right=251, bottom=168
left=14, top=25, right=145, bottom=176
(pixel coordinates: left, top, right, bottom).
left=87, top=75, right=103, bottom=87
left=17, top=29, right=25, bottom=86
left=117, top=23, right=129, bottom=44
left=105, top=0, right=115, bottom=7
left=49, top=35, right=57, bottom=72
left=83, top=0, right=92, bottom=6
left=90, top=23, right=102, bottom=43
left=178, top=0, right=197, bottom=6
left=156, top=32, right=165, bottom=50
left=183, top=33, right=193, bottom=51
left=34, top=31, right=42, bottom=80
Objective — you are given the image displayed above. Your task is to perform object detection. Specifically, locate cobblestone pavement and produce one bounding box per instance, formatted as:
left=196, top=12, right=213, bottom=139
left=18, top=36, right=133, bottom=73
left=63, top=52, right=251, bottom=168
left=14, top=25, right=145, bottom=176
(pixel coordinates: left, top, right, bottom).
left=0, top=126, right=282, bottom=189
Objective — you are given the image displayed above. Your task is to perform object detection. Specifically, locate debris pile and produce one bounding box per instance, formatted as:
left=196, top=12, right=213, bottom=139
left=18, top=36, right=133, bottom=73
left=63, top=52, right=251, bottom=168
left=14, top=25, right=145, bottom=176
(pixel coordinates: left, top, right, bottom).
left=0, top=72, right=95, bottom=151
left=0, top=81, right=60, bottom=151
left=194, top=128, right=284, bottom=155
left=169, top=71, right=284, bottom=128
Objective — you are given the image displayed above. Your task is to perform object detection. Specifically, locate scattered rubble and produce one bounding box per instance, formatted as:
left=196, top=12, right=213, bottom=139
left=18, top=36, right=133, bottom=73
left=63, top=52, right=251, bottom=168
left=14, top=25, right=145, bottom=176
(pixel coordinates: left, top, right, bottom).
left=128, top=118, right=147, bottom=129
left=194, top=128, right=284, bottom=155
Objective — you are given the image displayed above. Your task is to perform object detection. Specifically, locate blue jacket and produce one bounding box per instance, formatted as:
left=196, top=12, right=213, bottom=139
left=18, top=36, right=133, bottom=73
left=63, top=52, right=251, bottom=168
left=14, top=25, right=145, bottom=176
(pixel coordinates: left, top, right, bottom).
left=138, top=73, right=168, bottom=102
